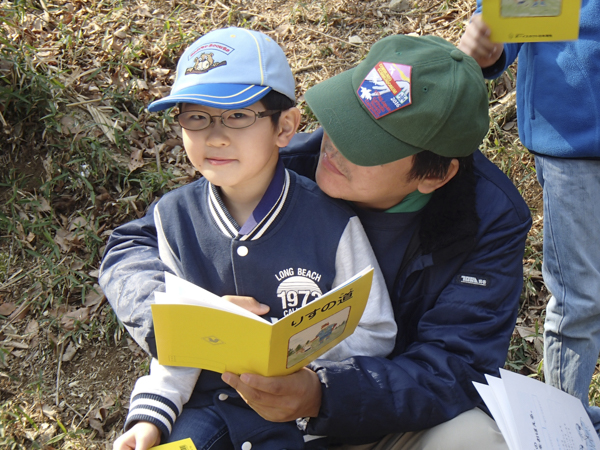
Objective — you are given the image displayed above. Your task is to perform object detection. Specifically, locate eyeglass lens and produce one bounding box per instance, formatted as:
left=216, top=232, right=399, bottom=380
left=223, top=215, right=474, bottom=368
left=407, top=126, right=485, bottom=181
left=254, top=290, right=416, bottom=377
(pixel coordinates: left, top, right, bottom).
left=177, top=109, right=260, bottom=130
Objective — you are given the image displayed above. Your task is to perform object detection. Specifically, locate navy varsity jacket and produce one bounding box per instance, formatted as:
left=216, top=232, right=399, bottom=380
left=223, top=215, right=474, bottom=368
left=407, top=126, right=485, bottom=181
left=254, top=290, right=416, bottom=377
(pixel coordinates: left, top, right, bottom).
left=101, top=161, right=395, bottom=447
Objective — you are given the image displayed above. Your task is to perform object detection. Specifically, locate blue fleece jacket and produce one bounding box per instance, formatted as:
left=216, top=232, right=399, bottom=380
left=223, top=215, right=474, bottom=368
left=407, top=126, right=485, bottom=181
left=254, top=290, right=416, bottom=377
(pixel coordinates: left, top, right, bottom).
left=476, top=0, right=600, bottom=158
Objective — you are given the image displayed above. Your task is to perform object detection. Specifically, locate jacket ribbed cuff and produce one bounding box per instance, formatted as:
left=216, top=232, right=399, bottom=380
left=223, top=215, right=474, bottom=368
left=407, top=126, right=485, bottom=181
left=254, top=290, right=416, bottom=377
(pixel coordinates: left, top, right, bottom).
left=124, top=393, right=180, bottom=438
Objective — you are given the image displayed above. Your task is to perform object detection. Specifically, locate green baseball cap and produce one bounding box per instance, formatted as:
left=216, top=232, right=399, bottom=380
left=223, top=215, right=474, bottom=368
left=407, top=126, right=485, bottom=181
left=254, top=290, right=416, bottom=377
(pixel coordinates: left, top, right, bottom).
left=305, top=35, right=489, bottom=166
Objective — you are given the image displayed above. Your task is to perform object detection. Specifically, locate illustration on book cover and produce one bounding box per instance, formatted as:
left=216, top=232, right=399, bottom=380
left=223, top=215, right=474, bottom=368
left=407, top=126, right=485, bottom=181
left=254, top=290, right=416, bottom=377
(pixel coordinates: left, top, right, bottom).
left=286, top=308, right=350, bottom=368
left=501, top=0, right=562, bottom=18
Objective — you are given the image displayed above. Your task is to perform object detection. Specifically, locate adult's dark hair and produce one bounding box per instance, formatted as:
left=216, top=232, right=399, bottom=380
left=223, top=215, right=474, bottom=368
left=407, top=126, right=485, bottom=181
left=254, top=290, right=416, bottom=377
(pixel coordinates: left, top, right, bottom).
left=259, top=90, right=296, bottom=127
left=408, top=150, right=474, bottom=181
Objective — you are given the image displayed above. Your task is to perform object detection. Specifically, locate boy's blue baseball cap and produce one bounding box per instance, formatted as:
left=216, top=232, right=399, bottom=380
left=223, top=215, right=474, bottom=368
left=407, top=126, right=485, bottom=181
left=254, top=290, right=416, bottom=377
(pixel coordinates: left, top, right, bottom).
left=148, top=27, right=295, bottom=112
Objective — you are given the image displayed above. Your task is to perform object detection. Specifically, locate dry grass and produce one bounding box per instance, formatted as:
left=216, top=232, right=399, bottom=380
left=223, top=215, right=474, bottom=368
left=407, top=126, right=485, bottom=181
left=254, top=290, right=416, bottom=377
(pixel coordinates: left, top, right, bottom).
left=0, top=0, right=549, bottom=448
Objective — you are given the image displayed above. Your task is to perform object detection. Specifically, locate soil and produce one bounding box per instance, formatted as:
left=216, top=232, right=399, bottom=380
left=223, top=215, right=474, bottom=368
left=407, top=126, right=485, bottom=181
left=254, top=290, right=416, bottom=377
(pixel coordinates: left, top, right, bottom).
left=0, top=0, right=547, bottom=448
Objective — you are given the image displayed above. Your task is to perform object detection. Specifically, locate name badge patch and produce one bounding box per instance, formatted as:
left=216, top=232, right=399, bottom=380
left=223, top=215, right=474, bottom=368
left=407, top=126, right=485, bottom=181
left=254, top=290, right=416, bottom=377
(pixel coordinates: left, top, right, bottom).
left=357, top=62, right=412, bottom=119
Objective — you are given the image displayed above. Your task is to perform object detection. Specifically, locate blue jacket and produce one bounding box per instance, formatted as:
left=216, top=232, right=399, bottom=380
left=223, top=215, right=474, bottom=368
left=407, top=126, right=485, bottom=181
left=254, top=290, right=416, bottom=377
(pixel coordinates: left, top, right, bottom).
left=114, top=167, right=395, bottom=448
left=476, top=0, right=600, bottom=159
left=102, top=129, right=531, bottom=445
left=281, top=130, right=531, bottom=443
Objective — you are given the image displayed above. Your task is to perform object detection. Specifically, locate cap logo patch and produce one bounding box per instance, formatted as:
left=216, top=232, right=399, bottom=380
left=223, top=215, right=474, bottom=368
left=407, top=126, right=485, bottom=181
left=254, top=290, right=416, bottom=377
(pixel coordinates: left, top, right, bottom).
left=185, top=52, right=227, bottom=75
left=185, top=42, right=232, bottom=75
left=357, top=62, right=412, bottom=119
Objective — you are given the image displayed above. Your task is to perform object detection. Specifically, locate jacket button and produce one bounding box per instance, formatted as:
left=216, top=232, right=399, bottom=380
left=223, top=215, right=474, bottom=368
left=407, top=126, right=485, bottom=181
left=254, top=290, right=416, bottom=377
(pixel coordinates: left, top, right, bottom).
left=241, top=441, right=252, bottom=450
left=237, top=246, right=249, bottom=257
left=218, top=393, right=228, bottom=401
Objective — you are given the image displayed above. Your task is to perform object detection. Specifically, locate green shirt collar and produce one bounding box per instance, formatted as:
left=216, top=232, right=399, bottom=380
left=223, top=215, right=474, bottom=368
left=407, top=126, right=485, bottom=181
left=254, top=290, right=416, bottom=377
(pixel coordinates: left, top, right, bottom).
left=385, top=190, right=432, bottom=213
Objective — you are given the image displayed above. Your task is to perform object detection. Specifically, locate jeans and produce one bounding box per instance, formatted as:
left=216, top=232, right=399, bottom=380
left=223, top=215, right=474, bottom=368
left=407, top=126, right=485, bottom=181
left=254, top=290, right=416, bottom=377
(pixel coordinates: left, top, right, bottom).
left=164, top=404, right=233, bottom=450
left=536, top=155, right=600, bottom=433
left=162, top=391, right=315, bottom=450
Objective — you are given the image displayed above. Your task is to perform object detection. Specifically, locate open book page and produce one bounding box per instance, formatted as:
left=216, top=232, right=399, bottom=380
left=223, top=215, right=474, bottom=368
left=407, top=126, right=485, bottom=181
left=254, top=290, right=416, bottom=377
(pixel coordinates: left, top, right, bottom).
left=474, top=368, right=600, bottom=450
left=156, top=272, right=265, bottom=322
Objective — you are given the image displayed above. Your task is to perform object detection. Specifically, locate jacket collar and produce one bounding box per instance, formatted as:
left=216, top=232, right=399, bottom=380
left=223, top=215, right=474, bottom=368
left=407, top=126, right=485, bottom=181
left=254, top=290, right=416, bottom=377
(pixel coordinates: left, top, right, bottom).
left=208, top=159, right=291, bottom=241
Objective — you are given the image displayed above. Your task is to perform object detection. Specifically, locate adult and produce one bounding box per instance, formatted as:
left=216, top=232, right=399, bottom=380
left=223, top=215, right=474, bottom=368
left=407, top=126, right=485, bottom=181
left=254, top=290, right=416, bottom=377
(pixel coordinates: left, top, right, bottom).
left=459, top=0, right=600, bottom=434
left=101, top=34, right=532, bottom=448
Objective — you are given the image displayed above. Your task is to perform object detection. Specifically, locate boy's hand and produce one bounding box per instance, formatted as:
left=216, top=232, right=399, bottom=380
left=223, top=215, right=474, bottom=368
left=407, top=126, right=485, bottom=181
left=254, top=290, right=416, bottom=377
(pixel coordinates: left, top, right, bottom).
left=458, top=14, right=504, bottom=68
left=222, top=295, right=270, bottom=316
left=113, top=422, right=161, bottom=450
left=222, top=367, right=321, bottom=422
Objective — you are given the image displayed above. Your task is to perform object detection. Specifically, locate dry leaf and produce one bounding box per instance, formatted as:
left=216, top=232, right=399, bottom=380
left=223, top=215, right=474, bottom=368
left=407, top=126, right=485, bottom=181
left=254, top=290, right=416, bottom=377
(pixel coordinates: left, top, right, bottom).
left=515, top=326, right=537, bottom=339
left=69, top=216, right=88, bottom=231
left=88, top=418, right=105, bottom=437
left=60, top=116, right=81, bottom=135
left=274, top=23, right=290, bottom=38
left=502, top=121, right=516, bottom=131
left=135, top=79, right=148, bottom=90
left=84, top=288, right=105, bottom=314
left=0, top=302, right=17, bottom=316
left=114, top=26, right=128, bottom=39
left=61, top=307, right=90, bottom=330
left=54, top=228, right=74, bottom=253
left=86, top=104, right=119, bottom=144
left=24, top=319, right=39, bottom=339
left=34, top=197, right=52, bottom=212
left=62, top=341, right=77, bottom=361
left=8, top=303, right=30, bottom=321
left=47, top=331, right=59, bottom=349
left=41, top=404, right=57, bottom=419
left=128, top=148, right=145, bottom=172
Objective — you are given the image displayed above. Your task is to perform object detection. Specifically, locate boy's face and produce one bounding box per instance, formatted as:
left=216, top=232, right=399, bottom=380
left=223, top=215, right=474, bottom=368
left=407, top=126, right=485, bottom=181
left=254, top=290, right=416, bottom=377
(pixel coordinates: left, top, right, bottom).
left=180, top=102, right=282, bottom=194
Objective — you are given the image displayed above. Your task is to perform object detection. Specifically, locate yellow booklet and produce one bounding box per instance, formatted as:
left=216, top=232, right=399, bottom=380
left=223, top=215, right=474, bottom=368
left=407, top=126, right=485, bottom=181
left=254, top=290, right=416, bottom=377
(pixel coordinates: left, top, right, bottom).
left=151, top=438, right=197, bottom=450
left=482, top=0, right=581, bottom=43
left=151, top=267, right=374, bottom=377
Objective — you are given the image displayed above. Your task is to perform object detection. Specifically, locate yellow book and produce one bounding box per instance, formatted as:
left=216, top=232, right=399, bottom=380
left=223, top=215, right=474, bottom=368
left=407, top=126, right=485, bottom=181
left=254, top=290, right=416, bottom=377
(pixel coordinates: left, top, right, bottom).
left=151, top=438, right=197, bottom=450
left=151, top=267, right=374, bottom=377
left=482, top=0, right=581, bottom=43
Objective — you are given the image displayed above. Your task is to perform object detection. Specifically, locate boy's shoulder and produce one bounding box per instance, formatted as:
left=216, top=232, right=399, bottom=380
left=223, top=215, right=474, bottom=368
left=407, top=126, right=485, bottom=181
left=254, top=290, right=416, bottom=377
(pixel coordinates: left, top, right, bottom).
left=152, top=178, right=210, bottom=221
left=287, top=169, right=357, bottom=219
left=156, top=177, right=209, bottom=204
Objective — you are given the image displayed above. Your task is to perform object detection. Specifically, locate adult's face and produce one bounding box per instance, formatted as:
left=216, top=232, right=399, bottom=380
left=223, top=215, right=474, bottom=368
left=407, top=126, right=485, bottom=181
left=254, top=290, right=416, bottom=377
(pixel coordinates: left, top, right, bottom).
left=315, top=133, right=421, bottom=211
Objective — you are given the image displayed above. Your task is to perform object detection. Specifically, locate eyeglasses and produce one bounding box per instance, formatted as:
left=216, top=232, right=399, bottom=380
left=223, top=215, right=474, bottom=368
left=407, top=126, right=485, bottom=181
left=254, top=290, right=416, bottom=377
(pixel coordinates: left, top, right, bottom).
left=175, top=109, right=281, bottom=131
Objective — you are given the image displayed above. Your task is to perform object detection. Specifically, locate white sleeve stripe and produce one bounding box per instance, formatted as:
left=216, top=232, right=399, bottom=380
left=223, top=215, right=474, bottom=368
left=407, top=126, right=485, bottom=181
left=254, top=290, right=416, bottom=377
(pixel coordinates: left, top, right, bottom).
left=129, top=398, right=177, bottom=421
left=127, top=408, right=173, bottom=434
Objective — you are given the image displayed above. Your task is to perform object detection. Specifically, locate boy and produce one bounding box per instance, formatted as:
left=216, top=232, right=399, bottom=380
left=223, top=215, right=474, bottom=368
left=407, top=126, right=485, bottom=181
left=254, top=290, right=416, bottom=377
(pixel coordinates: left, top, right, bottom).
left=104, top=27, right=396, bottom=450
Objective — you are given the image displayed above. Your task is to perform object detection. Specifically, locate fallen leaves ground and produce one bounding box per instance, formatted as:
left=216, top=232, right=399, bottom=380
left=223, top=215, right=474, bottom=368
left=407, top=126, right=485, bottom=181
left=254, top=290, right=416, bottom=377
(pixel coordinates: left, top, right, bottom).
left=0, top=0, right=548, bottom=448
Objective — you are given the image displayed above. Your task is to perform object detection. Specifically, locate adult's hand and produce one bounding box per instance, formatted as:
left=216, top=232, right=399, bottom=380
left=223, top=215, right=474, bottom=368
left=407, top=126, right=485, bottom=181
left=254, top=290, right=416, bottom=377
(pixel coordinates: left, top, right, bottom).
left=222, top=295, right=270, bottom=316
left=458, top=14, right=504, bottom=69
left=222, top=367, right=322, bottom=422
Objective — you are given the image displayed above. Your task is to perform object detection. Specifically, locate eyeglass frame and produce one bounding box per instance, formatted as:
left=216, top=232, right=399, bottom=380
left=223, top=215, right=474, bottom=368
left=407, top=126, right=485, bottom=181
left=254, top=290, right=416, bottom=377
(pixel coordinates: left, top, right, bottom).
left=174, top=108, right=282, bottom=131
